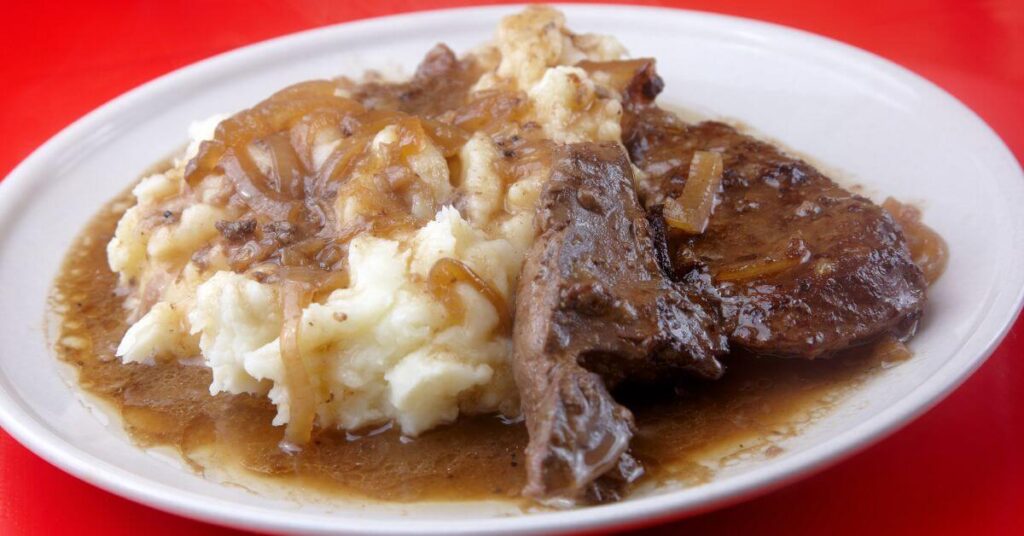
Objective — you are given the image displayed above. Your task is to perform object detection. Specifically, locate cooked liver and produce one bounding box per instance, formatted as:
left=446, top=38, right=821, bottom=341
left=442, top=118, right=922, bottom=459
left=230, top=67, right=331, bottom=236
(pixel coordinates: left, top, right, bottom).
left=623, top=94, right=927, bottom=358
left=512, top=143, right=726, bottom=503
left=346, top=44, right=481, bottom=117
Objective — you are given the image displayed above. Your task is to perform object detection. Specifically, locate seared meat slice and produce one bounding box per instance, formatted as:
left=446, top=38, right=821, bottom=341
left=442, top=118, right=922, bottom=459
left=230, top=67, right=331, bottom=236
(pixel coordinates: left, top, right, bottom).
left=513, top=143, right=726, bottom=504
left=624, top=105, right=927, bottom=358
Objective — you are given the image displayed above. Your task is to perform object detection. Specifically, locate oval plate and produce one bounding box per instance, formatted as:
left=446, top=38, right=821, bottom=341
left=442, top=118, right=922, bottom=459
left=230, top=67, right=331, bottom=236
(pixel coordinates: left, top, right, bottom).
left=1, top=4, right=1022, bottom=535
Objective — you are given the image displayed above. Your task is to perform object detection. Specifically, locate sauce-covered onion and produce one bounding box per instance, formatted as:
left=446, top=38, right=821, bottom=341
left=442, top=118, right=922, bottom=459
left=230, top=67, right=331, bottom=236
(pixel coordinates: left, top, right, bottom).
left=663, top=151, right=724, bottom=234
left=427, top=258, right=510, bottom=333
left=279, top=280, right=317, bottom=449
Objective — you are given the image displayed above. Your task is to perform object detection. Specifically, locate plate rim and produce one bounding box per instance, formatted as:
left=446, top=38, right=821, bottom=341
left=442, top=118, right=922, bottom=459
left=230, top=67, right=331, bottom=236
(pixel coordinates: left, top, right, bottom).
left=1, top=3, right=1022, bottom=535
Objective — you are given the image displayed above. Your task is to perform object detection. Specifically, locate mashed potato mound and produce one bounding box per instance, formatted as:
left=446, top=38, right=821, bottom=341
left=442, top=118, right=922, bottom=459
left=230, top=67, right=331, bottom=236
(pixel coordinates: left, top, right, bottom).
left=110, top=6, right=630, bottom=437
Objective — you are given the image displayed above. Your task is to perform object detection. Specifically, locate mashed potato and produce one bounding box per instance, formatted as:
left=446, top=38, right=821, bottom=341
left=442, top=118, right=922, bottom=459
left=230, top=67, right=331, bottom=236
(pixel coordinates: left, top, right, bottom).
left=111, top=6, right=629, bottom=437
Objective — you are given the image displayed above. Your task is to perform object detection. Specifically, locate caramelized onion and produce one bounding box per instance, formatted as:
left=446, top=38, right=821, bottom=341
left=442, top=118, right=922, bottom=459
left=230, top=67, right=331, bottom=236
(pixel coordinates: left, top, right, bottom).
left=421, top=117, right=470, bottom=156
left=289, top=109, right=345, bottom=171
left=427, top=258, right=510, bottom=333
left=577, top=58, right=657, bottom=98
left=317, top=133, right=373, bottom=188
left=186, top=80, right=361, bottom=186
left=453, top=90, right=528, bottom=134
left=714, top=256, right=804, bottom=283
left=262, top=131, right=306, bottom=198
left=279, top=279, right=316, bottom=450
left=873, top=335, right=913, bottom=364
left=714, top=237, right=810, bottom=283
left=188, top=76, right=474, bottom=284
left=882, top=198, right=948, bottom=285
left=220, top=147, right=297, bottom=222
left=663, top=151, right=724, bottom=234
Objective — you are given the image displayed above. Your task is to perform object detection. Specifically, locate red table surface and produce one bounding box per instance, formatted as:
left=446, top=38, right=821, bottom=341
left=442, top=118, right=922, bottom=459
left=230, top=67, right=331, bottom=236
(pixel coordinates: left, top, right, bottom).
left=2, top=1, right=1022, bottom=534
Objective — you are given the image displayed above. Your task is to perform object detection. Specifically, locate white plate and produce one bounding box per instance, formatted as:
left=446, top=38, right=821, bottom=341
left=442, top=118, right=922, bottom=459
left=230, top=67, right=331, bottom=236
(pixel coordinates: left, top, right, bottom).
left=1, top=4, right=1022, bottom=535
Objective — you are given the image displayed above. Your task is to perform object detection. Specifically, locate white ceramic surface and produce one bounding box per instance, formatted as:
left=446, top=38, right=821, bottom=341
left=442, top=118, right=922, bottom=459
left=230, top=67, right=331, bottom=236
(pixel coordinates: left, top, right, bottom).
left=1, top=4, right=1022, bottom=535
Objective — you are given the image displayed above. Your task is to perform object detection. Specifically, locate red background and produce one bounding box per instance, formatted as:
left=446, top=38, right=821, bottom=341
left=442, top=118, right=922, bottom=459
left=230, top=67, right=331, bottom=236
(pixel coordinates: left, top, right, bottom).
left=1, top=1, right=1022, bottom=534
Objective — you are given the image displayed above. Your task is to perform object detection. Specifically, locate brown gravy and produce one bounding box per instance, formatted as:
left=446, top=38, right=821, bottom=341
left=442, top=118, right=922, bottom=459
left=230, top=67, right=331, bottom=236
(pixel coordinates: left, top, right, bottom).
left=50, top=190, right=904, bottom=504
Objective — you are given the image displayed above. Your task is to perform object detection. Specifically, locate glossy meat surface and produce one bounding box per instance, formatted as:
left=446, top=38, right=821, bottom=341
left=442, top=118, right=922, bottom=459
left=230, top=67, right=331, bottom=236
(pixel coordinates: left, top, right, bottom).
left=625, top=105, right=927, bottom=358
left=512, top=143, right=726, bottom=503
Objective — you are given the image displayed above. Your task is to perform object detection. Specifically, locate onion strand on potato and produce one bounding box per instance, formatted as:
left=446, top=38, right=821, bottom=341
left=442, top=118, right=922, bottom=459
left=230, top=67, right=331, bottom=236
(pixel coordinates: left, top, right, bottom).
left=663, top=151, right=724, bottom=234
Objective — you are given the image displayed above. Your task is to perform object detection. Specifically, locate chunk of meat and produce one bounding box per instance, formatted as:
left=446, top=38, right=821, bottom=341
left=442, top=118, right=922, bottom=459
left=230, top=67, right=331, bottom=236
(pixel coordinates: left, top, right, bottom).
left=512, top=143, right=726, bottom=504
left=345, top=44, right=482, bottom=118
left=624, top=104, right=927, bottom=358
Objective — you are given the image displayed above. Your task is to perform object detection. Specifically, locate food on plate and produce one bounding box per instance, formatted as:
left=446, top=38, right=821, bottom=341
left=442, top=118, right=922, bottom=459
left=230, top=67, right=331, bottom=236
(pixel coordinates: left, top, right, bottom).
left=513, top=142, right=731, bottom=502
left=621, top=81, right=928, bottom=358
left=51, top=5, right=947, bottom=507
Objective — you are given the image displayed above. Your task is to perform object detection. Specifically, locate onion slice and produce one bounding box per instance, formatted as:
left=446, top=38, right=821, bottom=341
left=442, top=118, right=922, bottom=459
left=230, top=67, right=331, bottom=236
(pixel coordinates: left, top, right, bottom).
left=663, top=151, right=724, bottom=234
left=427, top=258, right=510, bottom=333
left=873, top=335, right=913, bottom=364
left=278, top=279, right=317, bottom=450
left=714, top=257, right=803, bottom=283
